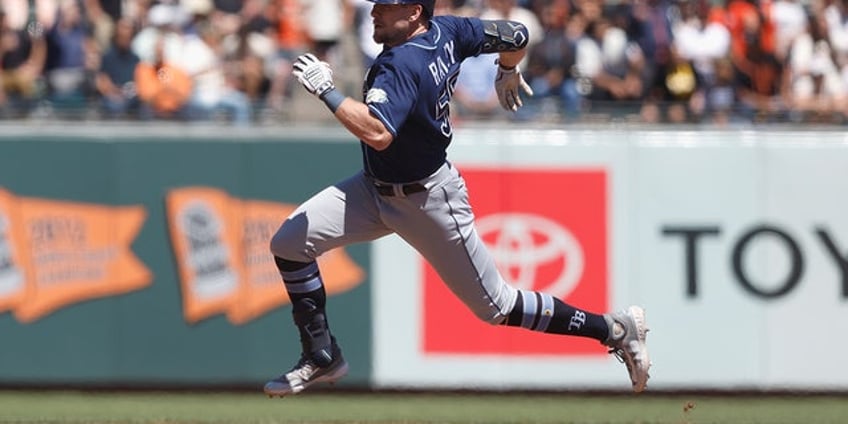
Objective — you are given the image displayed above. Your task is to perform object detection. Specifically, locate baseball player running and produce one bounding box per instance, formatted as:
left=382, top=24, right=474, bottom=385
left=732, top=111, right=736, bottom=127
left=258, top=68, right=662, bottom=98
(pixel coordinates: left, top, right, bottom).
left=265, top=0, right=651, bottom=396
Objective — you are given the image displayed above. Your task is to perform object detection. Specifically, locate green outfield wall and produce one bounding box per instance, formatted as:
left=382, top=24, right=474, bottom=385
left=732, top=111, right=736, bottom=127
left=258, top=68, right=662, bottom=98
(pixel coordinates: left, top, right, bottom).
left=0, top=126, right=371, bottom=387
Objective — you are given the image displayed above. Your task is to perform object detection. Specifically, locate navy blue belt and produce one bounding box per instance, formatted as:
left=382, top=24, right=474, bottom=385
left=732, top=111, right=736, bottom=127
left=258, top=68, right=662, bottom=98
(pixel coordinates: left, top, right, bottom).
left=374, top=182, right=427, bottom=197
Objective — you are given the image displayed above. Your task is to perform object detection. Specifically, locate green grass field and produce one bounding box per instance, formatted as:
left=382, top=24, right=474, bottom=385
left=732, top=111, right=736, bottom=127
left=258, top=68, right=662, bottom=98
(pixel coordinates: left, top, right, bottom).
left=0, top=390, right=846, bottom=424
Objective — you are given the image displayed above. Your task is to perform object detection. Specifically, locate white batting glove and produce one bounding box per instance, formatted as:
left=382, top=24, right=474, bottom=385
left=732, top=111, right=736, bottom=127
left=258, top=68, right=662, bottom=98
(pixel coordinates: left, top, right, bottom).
left=292, top=53, right=335, bottom=98
left=494, top=63, right=533, bottom=112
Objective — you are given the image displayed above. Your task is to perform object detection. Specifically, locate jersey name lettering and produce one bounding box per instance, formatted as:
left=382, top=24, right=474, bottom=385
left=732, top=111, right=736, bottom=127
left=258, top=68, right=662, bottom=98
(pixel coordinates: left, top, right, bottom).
left=427, top=41, right=456, bottom=86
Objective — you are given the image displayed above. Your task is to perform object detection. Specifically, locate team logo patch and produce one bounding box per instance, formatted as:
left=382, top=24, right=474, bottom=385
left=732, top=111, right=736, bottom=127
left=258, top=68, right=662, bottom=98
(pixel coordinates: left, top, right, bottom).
left=421, top=168, right=609, bottom=356
left=366, top=88, right=389, bottom=104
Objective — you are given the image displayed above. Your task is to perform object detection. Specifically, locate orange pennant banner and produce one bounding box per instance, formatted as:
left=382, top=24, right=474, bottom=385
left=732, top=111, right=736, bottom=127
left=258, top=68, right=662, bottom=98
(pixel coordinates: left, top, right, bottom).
left=10, top=196, right=151, bottom=323
left=166, top=187, right=243, bottom=324
left=166, top=188, right=365, bottom=325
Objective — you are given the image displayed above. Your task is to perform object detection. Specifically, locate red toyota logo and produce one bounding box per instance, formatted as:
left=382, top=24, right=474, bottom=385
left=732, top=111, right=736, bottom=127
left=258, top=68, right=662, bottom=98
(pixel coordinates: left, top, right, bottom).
left=476, top=212, right=584, bottom=299
left=422, top=168, right=608, bottom=355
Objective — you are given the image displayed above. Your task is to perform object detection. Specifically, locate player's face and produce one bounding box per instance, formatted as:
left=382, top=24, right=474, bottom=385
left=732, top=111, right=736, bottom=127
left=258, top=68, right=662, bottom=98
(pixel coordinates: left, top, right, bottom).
left=370, top=3, right=420, bottom=47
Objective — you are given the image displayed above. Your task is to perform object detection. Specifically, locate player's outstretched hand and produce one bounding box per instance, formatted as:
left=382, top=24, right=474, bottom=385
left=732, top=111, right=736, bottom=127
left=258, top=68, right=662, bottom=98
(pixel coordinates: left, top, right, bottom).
left=494, top=64, right=533, bottom=112
left=292, top=53, right=336, bottom=98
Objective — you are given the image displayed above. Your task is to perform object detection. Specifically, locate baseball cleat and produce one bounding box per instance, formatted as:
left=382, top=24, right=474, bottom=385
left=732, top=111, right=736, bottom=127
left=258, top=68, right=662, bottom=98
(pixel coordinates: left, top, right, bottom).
left=604, top=305, right=651, bottom=393
left=264, top=351, right=349, bottom=397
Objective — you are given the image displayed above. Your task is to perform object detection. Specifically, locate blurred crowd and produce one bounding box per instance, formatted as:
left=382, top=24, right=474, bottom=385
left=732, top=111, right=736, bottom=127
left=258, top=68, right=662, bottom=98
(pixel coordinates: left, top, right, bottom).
left=0, top=0, right=846, bottom=125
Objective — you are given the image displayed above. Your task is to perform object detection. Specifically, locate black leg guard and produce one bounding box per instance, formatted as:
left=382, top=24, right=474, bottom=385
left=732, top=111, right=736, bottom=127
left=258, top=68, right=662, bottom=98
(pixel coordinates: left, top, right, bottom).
left=292, top=298, right=335, bottom=367
left=275, top=256, right=336, bottom=367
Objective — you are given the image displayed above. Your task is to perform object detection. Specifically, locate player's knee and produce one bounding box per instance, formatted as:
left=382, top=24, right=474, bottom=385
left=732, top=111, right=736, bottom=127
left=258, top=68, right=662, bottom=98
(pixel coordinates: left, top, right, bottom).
left=464, top=284, right=517, bottom=325
left=269, top=218, right=313, bottom=262
left=269, top=227, right=290, bottom=257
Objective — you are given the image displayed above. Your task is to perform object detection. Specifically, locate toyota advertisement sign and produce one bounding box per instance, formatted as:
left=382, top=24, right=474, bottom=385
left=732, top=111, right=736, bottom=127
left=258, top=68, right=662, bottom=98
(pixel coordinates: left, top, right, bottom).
left=372, top=129, right=848, bottom=391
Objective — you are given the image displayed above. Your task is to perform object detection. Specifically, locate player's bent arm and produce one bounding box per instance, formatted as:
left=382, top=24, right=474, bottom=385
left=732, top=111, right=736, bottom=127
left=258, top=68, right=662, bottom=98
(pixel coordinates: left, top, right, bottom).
left=480, top=19, right=529, bottom=55
left=480, top=20, right=528, bottom=69
left=289, top=52, right=393, bottom=149
left=333, top=98, right=394, bottom=151
left=482, top=20, right=533, bottom=112
left=291, top=53, right=392, bottom=150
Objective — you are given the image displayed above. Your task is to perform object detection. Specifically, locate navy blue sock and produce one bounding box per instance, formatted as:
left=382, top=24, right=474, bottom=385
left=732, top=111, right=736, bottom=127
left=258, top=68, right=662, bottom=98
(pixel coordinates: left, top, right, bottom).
left=505, top=290, right=609, bottom=342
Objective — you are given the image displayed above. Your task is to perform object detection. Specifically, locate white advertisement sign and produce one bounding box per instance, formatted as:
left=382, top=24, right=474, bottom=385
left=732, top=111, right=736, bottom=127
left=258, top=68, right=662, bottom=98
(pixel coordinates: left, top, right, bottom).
left=372, top=129, right=848, bottom=390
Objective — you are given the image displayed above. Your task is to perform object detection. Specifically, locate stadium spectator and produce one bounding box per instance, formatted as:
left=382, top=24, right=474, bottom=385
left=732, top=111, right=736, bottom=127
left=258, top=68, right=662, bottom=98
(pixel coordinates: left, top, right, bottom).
left=0, top=7, right=46, bottom=118
left=264, top=0, right=310, bottom=116
left=223, top=0, right=276, bottom=107
left=179, top=19, right=252, bottom=125
left=574, top=12, right=646, bottom=116
left=721, top=0, right=777, bottom=64
left=627, top=0, right=677, bottom=111
left=786, top=10, right=847, bottom=123
left=672, top=0, right=731, bottom=98
left=524, top=0, right=581, bottom=120
left=43, top=0, right=94, bottom=113
left=641, top=45, right=701, bottom=123
left=666, top=0, right=731, bottom=122
left=731, top=4, right=787, bottom=122
left=302, top=0, right=347, bottom=62
left=134, top=35, right=192, bottom=119
left=95, top=17, right=141, bottom=119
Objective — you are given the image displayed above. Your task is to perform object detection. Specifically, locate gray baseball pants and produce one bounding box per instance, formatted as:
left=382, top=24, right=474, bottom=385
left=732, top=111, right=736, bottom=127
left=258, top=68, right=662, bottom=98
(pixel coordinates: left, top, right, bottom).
left=270, top=161, right=518, bottom=324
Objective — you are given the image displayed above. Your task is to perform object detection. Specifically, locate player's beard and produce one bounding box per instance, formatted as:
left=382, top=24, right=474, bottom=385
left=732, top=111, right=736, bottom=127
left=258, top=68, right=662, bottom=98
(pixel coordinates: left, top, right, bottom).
left=372, top=23, right=403, bottom=47
left=373, top=21, right=426, bottom=47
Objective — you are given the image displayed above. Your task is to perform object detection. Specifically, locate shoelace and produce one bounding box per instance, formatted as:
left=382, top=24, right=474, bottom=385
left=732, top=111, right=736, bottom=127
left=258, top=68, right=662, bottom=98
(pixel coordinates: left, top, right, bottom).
left=276, top=357, right=316, bottom=381
left=608, top=347, right=624, bottom=362
left=293, top=363, right=315, bottom=379
left=608, top=348, right=634, bottom=377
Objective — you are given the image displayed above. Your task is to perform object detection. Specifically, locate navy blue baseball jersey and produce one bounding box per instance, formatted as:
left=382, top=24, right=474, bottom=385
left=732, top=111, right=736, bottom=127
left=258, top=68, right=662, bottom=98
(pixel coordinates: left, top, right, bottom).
left=362, top=15, right=486, bottom=183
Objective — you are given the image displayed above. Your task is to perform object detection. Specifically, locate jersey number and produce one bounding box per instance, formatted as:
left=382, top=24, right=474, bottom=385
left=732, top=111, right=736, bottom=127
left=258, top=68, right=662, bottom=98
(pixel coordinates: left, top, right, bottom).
left=436, top=72, right=460, bottom=138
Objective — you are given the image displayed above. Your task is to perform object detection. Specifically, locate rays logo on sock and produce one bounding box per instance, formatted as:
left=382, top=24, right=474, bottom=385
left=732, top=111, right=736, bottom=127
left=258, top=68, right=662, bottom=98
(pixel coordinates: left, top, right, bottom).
left=569, top=310, right=586, bottom=331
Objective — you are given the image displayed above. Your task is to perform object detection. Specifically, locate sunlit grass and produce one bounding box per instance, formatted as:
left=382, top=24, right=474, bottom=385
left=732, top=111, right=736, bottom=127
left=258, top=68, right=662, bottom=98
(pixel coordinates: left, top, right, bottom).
left=0, top=390, right=845, bottom=423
